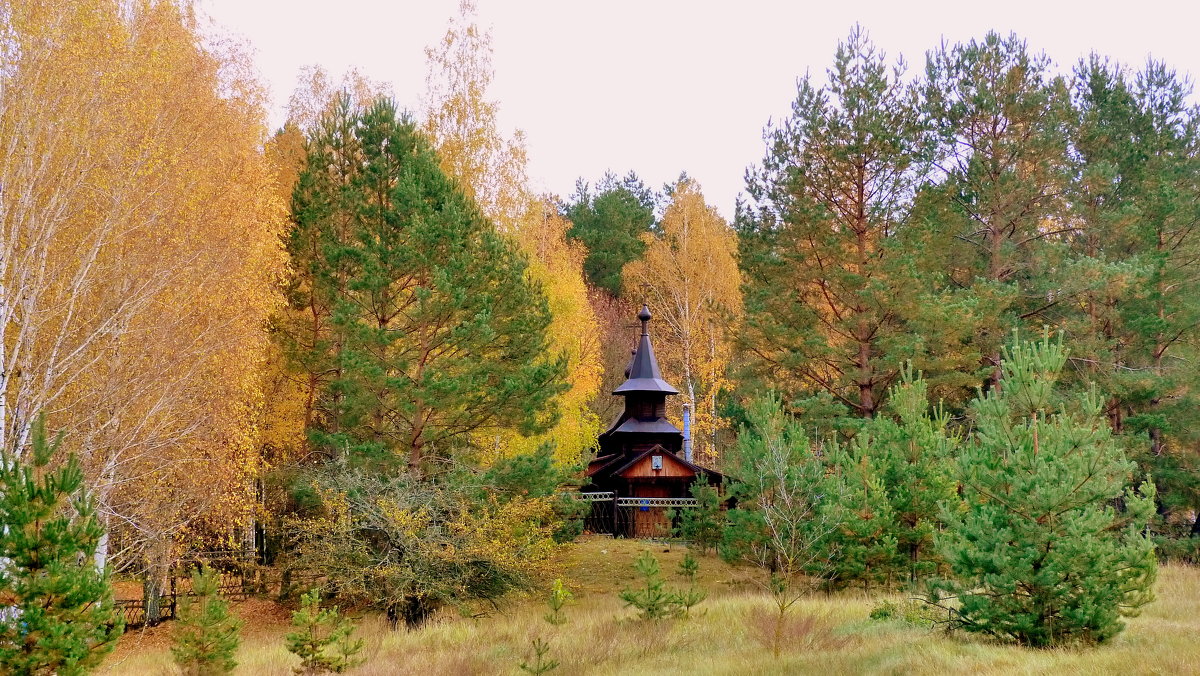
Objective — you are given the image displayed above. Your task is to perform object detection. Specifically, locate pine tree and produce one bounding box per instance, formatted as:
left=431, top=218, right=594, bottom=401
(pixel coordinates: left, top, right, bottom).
left=674, top=553, right=707, bottom=618
left=517, top=579, right=570, bottom=674
left=675, top=481, right=724, bottom=555
left=918, top=33, right=1073, bottom=395
left=285, top=589, right=363, bottom=675
left=1124, top=62, right=1200, bottom=461
left=285, top=96, right=565, bottom=473
left=930, top=333, right=1157, bottom=647
left=0, top=415, right=122, bottom=675
left=1063, top=57, right=1200, bottom=532
left=738, top=26, right=926, bottom=424
left=278, top=93, right=360, bottom=450
left=565, top=171, right=656, bottom=296
left=618, top=552, right=681, bottom=621
left=821, top=447, right=900, bottom=589
left=542, top=579, right=571, bottom=626
left=517, top=639, right=558, bottom=675
left=171, top=567, right=242, bottom=676
left=854, top=368, right=958, bottom=584
left=1060, top=55, right=1150, bottom=416
left=421, top=2, right=604, bottom=468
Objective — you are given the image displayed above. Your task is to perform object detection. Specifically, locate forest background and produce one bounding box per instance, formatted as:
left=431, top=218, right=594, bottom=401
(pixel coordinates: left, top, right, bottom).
left=2, top=0, right=1200, bottom=670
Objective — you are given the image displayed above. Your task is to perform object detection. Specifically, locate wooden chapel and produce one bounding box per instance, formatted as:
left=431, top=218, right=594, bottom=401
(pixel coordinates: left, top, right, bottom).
left=582, top=304, right=722, bottom=530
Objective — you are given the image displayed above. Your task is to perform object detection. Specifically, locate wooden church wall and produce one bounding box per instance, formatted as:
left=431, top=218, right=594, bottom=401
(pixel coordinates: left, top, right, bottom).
left=621, top=453, right=695, bottom=479
left=629, top=485, right=671, bottom=537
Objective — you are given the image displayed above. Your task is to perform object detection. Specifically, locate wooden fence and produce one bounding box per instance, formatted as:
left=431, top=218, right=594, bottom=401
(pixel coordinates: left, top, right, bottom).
left=114, top=596, right=174, bottom=630
left=576, top=492, right=699, bottom=539
left=114, top=552, right=262, bottom=629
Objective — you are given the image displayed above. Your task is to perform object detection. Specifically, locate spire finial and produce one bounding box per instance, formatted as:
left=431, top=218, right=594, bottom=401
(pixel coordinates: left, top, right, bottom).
left=611, top=301, right=680, bottom=396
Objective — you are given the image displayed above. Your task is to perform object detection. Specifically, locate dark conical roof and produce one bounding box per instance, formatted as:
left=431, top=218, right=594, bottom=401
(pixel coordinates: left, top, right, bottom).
left=613, top=304, right=680, bottom=395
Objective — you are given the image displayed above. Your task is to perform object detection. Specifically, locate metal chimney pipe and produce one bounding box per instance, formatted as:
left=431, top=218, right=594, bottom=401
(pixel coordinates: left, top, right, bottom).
left=682, top=402, right=693, bottom=463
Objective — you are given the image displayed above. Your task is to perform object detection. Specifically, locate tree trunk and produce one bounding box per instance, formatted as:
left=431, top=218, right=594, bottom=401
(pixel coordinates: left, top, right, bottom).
left=988, top=223, right=1005, bottom=394
left=857, top=327, right=875, bottom=417
left=94, top=529, right=109, bottom=573
left=143, top=573, right=165, bottom=626
left=772, top=602, right=786, bottom=659
left=143, top=534, right=172, bottom=625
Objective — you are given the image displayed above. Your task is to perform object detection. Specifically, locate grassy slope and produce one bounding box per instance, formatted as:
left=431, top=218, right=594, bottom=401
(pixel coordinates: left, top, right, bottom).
left=101, top=536, right=1200, bottom=675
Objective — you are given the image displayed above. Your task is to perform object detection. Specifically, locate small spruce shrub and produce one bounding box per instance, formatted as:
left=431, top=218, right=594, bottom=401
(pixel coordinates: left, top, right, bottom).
left=619, top=551, right=682, bottom=621
left=518, top=578, right=571, bottom=674
left=286, top=589, right=364, bottom=675
left=543, top=578, right=572, bottom=626
left=675, top=482, right=724, bottom=553
left=171, top=566, right=242, bottom=676
left=617, top=551, right=709, bottom=622
left=518, top=637, right=559, bottom=675
left=675, top=552, right=707, bottom=618
left=868, top=599, right=939, bottom=628
left=0, top=415, right=123, bottom=676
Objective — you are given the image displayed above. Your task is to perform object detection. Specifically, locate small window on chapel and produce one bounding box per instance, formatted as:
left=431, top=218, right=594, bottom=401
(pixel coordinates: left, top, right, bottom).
left=651, top=455, right=663, bottom=470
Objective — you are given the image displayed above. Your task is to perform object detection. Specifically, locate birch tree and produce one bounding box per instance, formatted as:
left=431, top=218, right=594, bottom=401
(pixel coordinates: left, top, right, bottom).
left=739, top=26, right=926, bottom=421
left=623, top=178, right=741, bottom=464
left=422, top=0, right=602, bottom=465
left=0, top=1, right=284, bottom=576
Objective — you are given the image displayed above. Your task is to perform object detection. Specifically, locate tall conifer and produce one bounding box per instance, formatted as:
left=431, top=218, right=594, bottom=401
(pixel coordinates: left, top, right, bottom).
left=285, top=97, right=565, bottom=473
left=565, top=171, right=656, bottom=296
left=1064, top=58, right=1200, bottom=532
left=739, top=26, right=925, bottom=423
left=918, top=33, right=1073, bottom=395
left=931, top=333, right=1157, bottom=647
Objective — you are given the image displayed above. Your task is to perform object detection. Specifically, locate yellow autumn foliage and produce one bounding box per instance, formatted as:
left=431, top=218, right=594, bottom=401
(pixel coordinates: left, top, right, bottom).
left=0, top=0, right=284, bottom=567
left=423, top=1, right=602, bottom=466
left=289, top=475, right=558, bottom=616
left=448, top=495, right=559, bottom=579
left=623, top=179, right=742, bottom=466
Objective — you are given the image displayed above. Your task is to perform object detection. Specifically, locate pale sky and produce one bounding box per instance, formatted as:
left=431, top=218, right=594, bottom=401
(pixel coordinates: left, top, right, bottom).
left=201, top=0, right=1200, bottom=219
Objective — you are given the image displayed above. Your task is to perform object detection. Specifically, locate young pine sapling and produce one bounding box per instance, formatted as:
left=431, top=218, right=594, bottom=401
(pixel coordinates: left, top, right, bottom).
left=619, top=551, right=682, bottom=621
left=285, top=589, right=364, bottom=675
left=519, top=578, right=572, bottom=674
left=171, top=566, right=242, bottom=676
left=675, top=552, right=707, bottom=618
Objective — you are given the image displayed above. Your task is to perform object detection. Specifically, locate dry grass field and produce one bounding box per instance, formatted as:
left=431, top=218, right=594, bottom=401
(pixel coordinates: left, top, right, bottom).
left=100, top=536, right=1200, bottom=675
